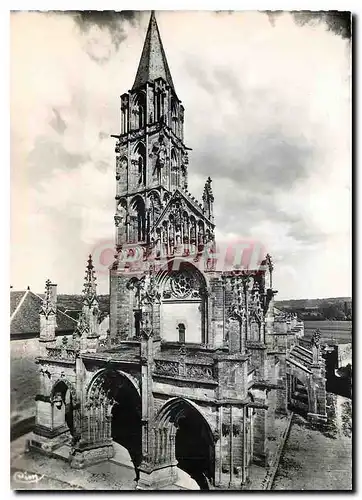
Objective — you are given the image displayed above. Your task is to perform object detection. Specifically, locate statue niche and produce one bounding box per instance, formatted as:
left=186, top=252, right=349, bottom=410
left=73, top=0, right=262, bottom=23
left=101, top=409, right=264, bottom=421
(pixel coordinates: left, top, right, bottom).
left=151, top=134, right=168, bottom=184
left=115, top=200, right=127, bottom=245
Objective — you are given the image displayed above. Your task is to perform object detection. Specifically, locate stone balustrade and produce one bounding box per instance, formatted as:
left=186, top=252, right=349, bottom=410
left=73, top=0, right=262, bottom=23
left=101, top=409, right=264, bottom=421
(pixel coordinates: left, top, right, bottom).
left=153, top=358, right=216, bottom=382
left=46, top=346, right=76, bottom=362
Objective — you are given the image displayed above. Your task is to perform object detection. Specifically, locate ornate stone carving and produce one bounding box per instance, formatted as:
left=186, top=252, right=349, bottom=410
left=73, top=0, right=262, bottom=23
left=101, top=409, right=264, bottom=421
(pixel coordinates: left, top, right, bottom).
left=232, top=424, right=240, bottom=436
left=202, top=176, right=214, bottom=203
left=40, top=279, right=56, bottom=319
left=311, top=328, right=321, bottom=347
left=213, top=430, right=220, bottom=443
left=154, top=360, right=179, bottom=377
left=46, top=346, right=76, bottom=362
left=116, top=156, right=128, bottom=181
left=168, top=269, right=202, bottom=299
left=185, top=363, right=214, bottom=381
left=222, top=423, right=230, bottom=436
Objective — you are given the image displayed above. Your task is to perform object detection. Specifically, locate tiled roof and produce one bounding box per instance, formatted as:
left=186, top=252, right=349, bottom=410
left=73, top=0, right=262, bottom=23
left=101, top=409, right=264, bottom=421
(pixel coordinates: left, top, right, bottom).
left=10, top=290, right=77, bottom=336
left=10, top=291, right=26, bottom=317
left=10, top=290, right=109, bottom=337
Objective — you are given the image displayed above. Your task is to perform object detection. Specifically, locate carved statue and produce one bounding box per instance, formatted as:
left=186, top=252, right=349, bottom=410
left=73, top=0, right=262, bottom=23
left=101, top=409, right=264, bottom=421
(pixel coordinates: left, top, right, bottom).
left=115, top=202, right=127, bottom=230
left=152, top=135, right=168, bottom=180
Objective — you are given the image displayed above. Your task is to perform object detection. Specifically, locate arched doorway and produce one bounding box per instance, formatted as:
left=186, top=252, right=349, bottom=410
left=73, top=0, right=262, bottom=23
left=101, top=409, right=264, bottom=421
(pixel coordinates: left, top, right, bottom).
left=87, top=370, right=142, bottom=476
left=155, top=398, right=215, bottom=490
left=51, top=380, right=74, bottom=436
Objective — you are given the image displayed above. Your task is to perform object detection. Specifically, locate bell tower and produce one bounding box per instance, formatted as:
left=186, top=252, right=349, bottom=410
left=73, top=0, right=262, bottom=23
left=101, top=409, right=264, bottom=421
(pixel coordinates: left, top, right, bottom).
left=113, top=11, right=191, bottom=248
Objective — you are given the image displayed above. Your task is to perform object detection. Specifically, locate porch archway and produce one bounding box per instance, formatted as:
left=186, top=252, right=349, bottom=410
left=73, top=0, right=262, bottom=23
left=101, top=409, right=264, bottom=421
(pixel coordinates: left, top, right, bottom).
left=86, top=369, right=142, bottom=475
left=50, top=379, right=77, bottom=436
left=154, top=397, right=215, bottom=490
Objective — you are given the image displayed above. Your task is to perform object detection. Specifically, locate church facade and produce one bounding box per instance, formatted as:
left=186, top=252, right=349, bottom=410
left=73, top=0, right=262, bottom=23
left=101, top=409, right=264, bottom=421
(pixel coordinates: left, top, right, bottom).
left=27, top=12, right=327, bottom=490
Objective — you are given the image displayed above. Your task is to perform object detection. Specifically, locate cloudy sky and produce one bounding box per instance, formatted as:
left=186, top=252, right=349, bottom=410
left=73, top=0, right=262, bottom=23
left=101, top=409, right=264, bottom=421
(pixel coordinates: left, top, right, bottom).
left=10, top=10, right=351, bottom=299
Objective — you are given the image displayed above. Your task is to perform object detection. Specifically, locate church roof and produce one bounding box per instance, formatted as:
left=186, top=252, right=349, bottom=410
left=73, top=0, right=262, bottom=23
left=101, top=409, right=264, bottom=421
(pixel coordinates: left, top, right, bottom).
left=132, top=11, right=175, bottom=92
left=9, top=290, right=110, bottom=337
left=10, top=290, right=76, bottom=337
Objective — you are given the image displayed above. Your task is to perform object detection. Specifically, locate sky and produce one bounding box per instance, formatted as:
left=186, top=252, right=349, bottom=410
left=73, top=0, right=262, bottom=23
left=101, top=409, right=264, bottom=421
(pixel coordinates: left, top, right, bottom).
left=10, top=10, right=351, bottom=299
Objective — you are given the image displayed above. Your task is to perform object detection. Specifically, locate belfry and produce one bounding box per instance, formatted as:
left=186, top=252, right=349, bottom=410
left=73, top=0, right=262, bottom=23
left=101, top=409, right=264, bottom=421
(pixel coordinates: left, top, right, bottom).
left=28, top=12, right=327, bottom=490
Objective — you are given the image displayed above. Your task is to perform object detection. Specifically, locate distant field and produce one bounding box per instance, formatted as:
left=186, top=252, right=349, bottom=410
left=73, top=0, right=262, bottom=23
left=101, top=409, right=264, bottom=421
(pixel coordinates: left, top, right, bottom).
left=304, top=321, right=352, bottom=345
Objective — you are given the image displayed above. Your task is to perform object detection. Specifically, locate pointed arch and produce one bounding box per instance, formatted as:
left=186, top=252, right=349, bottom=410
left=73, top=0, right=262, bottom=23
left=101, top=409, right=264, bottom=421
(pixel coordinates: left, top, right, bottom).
left=226, top=311, right=245, bottom=353
left=148, top=190, right=162, bottom=229
left=50, top=378, right=78, bottom=436
left=171, top=96, right=179, bottom=135
left=84, top=368, right=142, bottom=473
left=134, top=142, right=146, bottom=186
left=154, top=397, right=215, bottom=489
left=170, top=148, right=178, bottom=187
left=155, top=397, right=213, bottom=431
left=133, top=91, right=146, bottom=129
left=154, top=259, right=207, bottom=295
left=129, top=195, right=146, bottom=242
left=50, top=378, right=78, bottom=406
left=86, top=367, right=140, bottom=399
left=155, top=259, right=208, bottom=343
left=249, top=309, right=262, bottom=342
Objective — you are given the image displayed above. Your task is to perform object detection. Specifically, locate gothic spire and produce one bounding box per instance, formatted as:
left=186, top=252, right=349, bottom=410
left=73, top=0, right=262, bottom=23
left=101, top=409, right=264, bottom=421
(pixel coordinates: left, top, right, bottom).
left=82, top=255, right=97, bottom=303
left=132, top=11, right=175, bottom=91
left=40, top=279, right=56, bottom=318
left=203, top=176, right=214, bottom=202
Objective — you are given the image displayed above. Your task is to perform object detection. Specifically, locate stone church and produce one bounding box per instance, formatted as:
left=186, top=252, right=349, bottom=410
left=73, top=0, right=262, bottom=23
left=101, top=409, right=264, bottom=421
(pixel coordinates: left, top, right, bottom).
left=27, top=12, right=327, bottom=490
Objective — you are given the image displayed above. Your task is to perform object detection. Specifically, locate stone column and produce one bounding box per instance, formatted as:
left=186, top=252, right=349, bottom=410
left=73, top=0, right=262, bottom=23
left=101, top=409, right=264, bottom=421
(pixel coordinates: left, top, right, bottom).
left=276, top=355, right=288, bottom=414
left=70, top=400, right=114, bottom=469
left=253, top=408, right=266, bottom=466
left=307, top=367, right=327, bottom=422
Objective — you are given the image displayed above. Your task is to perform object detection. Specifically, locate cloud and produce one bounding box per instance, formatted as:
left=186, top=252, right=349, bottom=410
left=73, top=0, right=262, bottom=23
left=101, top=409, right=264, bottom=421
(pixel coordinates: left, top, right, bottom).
left=291, top=11, right=352, bottom=40
left=70, top=10, right=141, bottom=63
left=10, top=11, right=351, bottom=299
left=266, top=10, right=352, bottom=40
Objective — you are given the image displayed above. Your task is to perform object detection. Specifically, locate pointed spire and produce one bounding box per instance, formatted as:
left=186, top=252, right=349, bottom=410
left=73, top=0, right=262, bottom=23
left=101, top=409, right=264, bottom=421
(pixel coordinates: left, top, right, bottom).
left=132, top=11, right=175, bottom=91
left=82, top=255, right=97, bottom=304
left=203, top=176, right=214, bottom=202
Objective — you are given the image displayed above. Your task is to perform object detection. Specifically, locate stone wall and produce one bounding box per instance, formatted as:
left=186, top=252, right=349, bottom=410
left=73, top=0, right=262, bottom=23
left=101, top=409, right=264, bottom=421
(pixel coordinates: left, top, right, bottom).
left=11, top=337, right=39, bottom=419
left=11, top=335, right=74, bottom=421
left=160, top=301, right=202, bottom=343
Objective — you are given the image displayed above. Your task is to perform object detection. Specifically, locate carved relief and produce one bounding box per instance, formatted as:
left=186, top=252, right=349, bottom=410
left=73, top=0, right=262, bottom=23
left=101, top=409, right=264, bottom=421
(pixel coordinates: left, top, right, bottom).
left=154, top=360, right=179, bottom=377
left=185, top=363, right=214, bottom=381
left=116, top=156, right=127, bottom=181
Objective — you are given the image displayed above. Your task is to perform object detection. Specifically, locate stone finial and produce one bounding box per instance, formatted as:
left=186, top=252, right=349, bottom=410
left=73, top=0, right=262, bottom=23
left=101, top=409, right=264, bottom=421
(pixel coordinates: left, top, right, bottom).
left=82, top=255, right=97, bottom=304
left=202, top=176, right=214, bottom=202
left=40, top=279, right=57, bottom=319
left=39, top=279, right=57, bottom=342
left=311, top=328, right=321, bottom=347
left=265, top=253, right=274, bottom=272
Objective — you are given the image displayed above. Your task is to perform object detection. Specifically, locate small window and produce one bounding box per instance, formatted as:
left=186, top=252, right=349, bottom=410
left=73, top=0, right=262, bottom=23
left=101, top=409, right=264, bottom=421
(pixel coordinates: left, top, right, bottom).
left=178, top=323, right=186, bottom=343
